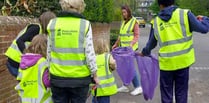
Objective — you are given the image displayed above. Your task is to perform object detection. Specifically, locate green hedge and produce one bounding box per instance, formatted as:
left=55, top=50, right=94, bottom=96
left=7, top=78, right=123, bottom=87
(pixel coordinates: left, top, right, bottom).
left=83, top=0, right=113, bottom=23
left=110, top=29, right=119, bottom=50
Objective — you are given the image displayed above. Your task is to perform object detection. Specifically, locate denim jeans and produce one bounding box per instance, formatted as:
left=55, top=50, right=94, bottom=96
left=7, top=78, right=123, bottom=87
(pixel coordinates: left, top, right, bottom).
left=132, top=72, right=140, bottom=88
left=92, top=96, right=110, bottom=103
left=51, top=85, right=89, bottom=103
left=6, top=61, right=18, bottom=77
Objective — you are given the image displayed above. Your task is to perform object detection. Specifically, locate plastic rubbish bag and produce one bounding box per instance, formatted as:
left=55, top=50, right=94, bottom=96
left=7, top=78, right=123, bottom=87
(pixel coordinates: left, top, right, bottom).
left=112, top=47, right=136, bottom=85
left=135, top=54, right=159, bottom=100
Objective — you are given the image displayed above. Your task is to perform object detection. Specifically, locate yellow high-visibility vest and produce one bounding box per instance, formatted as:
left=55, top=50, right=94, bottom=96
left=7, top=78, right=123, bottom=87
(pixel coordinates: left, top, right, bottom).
left=92, top=53, right=117, bottom=96
left=152, top=8, right=195, bottom=71
left=5, top=23, right=42, bottom=63
left=47, top=17, right=90, bottom=77
left=119, top=17, right=138, bottom=50
left=15, top=57, right=52, bottom=103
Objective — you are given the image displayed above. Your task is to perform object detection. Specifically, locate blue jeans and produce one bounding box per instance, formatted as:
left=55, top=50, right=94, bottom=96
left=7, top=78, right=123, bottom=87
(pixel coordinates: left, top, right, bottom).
left=6, top=61, right=18, bottom=77
left=124, top=72, right=140, bottom=88
left=51, top=85, right=89, bottom=103
left=160, top=67, right=189, bottom=103
left=132, top=72, right=140, bottom=88
left=92, top=96, right=110, bottom=103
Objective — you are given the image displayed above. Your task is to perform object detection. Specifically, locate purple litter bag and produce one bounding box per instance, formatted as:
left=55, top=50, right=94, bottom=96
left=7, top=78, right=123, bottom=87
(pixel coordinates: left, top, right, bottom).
left=112, top=47, right=136, bottom=85
left=135, top=54, right=159, bottom=100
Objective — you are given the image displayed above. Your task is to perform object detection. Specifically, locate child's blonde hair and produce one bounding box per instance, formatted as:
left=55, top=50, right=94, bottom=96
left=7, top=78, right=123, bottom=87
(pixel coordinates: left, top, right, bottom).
left=94, top=37, right=109, bottom=55
left=24, top=34, right=47, bottom=58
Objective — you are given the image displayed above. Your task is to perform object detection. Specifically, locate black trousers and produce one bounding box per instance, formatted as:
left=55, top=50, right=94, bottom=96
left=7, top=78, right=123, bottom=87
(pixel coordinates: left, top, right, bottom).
left=160, top=67, right=189, bottom=103
left=51, top=85, right=89, bottom=103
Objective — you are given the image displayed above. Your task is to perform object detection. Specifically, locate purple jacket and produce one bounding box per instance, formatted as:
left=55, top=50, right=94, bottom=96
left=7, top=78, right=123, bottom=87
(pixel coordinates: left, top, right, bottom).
left=20, top=53, right=50, bottom=87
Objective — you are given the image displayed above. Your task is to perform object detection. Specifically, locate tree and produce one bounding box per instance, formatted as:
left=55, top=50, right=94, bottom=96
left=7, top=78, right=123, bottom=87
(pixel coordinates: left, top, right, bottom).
left=112, top=0, right=132, bottom=21
left=0, top=0, right=61, bottom=17
left=149, top=0, right=160, bottom=15
left=178, top=0, right=209, bottom=16
left=149, top=0, right=209, bottom=17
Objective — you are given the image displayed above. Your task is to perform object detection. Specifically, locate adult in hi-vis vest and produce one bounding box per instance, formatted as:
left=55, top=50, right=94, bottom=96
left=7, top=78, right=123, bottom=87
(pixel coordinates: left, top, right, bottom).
left=92, top=38, right=117, bottom=103
left=140, top=0, right=209, bottom=103
left=112, top=5, right=142, bottom=96
left=15, top=35, right=52, bottom=103
left=5, top=11, right=56, bottom=77
left=47, top=0, right=99, bottom=103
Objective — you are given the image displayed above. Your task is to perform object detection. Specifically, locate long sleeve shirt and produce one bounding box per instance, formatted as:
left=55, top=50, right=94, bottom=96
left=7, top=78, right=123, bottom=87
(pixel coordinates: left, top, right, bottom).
left=8, top=24, right=40, bottom=68
left=131, top=22, right=140, bottom=46
left=85, top=24, right=97, bottom=75
left=16, top=24, right=40, bottom=53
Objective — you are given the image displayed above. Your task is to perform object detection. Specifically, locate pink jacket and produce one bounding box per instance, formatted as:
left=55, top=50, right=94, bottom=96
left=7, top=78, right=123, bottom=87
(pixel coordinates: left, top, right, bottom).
left=20, top=53, right=50, bottom=87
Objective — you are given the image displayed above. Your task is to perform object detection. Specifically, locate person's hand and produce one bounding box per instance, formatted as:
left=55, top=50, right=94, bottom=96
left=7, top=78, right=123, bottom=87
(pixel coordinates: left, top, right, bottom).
left=135, top=52, right=144, bottom=56
left=197, top=15, right=204, bottom=21
left=130, top=43, right=133, bottom=48
left=92, top=73, right=99, bottom=86
left=112, top=44, right=117, bottom=50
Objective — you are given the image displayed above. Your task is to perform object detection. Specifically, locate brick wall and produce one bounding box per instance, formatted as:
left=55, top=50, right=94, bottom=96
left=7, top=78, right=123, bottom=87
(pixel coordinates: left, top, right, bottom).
left=0, top=16, right=37, bottom=103
left=0, top=17, right=110, bottom=103
left=92, top=22, right=110, bottom=48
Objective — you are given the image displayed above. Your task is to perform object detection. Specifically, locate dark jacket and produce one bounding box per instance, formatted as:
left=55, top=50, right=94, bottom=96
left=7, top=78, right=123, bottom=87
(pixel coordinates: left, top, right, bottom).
left=8, top=24, right=40, bottom=68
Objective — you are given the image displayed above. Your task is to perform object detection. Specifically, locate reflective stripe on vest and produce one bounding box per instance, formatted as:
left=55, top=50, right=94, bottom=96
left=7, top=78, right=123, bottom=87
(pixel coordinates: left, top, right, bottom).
left=119, top=17, right=138, bottom=50
left=5, top=23, right=42, bottom=62
left=92, top=53, right=117, bottom=96
left=47, top=17, right=90, bottom=77
left=153, top=8, right=195, bottom=70
left=15, top=58, right=52, bottom=103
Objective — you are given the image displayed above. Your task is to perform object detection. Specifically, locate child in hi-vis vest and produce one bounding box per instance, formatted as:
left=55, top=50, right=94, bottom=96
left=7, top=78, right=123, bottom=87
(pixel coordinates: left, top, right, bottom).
left=15, top=34, right=52, bottom=103
left=91, top=37, right=118, bottom=103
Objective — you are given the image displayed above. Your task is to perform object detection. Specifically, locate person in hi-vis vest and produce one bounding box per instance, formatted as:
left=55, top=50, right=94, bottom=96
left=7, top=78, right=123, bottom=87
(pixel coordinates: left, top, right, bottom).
left=91, top=37, right=117, bottom=103
left=5, top=11, right=56, bottom=77
left=112, top=5, right=142, bottom=96
left=47, top=0, right=99, bottom=103
left=15, top=34, right=52, bottom=103
left=139, top=0, right=209, bottom=103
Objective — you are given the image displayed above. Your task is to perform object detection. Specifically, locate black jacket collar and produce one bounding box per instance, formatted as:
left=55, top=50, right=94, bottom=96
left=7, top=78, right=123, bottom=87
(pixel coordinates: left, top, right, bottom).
left=58, top=11, right=85, bottom=19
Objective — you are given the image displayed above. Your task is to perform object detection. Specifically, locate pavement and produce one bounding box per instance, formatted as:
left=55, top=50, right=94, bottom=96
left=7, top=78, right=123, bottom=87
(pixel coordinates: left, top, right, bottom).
left=86, top=25, right=209, bottom=103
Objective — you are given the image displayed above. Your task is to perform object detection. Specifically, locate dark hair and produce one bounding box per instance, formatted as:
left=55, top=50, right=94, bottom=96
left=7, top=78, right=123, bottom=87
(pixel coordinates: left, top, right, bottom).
left=157, top=0, right=174, bottom=7
left=39, top=11, right=56, bottom=34
left=121, top=5, right=132, bottom=19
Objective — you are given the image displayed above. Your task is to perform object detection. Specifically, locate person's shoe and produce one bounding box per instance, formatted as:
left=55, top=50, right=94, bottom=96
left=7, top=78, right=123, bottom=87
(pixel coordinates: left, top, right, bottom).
left=130, top=86, right=143, bottom=96
left=117, top=85, right=129, bottom=92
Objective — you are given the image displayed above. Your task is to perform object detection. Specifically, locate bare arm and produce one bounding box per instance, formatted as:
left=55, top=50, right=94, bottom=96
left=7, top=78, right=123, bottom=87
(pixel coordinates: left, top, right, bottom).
left=109, top=55, right=116, bottom=71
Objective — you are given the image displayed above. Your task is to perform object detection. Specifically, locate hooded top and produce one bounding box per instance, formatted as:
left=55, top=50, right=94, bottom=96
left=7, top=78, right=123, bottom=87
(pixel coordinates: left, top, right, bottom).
left=20, top=53, right=42, bottom=69
left=19, top=53, right=50, bottom=87
left=142, top=5, right=209, bottom=56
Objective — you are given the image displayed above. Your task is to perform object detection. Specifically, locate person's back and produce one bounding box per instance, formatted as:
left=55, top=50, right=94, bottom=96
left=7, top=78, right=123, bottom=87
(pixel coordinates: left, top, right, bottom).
left=153, top=7, right=195, bottom=70
left=15, top=34, right=52, bottom=103
left=5, top=23, right=41, bottom=77
left=48, top=17, right=91, bottom=80
left=47, top=0, right=98, bottom=103
left=91, top=37, right=117, bottom=103
left=5, top=11, right=56, bottom=77
left=140, top=0, right=209, bottom=103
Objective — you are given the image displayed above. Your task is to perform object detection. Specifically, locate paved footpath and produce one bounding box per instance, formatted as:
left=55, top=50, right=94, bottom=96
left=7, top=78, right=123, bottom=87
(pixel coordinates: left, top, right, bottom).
left=86, top=67, right=209, bottom=103
left=86, top=26, right=209, bottom=103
